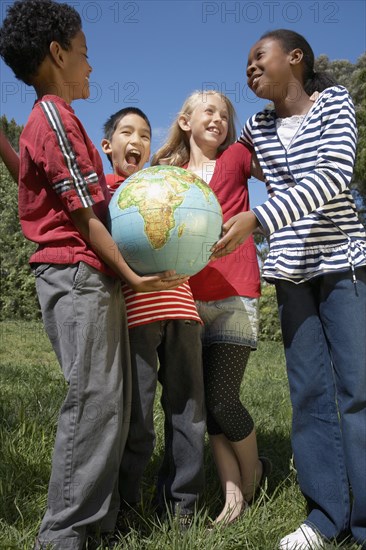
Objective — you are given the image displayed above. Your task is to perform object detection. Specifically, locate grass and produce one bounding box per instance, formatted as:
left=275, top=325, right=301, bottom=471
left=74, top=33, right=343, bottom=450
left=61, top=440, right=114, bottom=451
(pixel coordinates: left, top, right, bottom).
left=0, top=321, right=362, bottom=550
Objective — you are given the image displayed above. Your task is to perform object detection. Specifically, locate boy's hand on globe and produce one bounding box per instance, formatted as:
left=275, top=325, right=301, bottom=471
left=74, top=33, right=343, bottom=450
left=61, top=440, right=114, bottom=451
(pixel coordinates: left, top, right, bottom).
left=161, top=273, right=189, bottom=281
left=129, top=272, right=189, bottom=292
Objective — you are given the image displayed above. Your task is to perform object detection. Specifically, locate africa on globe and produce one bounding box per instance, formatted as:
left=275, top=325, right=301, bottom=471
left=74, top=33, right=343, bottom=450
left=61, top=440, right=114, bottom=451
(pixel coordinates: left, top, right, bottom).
left=108, top=165, right=223, bottom=276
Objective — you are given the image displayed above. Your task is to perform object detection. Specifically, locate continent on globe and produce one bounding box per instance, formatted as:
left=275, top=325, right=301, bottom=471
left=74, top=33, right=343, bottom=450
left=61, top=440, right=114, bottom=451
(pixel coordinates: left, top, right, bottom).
left=108, top=165, right=223, bottom=276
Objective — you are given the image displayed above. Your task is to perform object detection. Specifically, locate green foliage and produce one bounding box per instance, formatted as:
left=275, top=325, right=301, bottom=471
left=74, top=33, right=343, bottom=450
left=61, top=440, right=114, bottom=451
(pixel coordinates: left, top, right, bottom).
left=253, top=231, right=269, bottom=267
left=0, top=162, right=40, bottom=320
left=253, top=236, right=283, bottom=342
left=0, top=115, right=22, bottom=152
left=352, top=62, right=366, bottom=204
left=0, top=117, right=40, bottom=320
left=259, top=284, right=282, bottom=343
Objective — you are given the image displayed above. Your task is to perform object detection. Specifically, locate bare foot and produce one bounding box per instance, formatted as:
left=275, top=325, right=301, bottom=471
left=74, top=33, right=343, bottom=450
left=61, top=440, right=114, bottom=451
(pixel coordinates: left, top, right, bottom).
left=214, top=499, right=247, bottom=525
left=243, top=459, right=263, bottom=503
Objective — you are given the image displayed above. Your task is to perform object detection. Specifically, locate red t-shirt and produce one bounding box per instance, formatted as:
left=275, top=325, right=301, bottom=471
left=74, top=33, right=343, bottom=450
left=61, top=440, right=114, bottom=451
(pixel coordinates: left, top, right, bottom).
left=19, top=95, right=113, bottom=275
left=189, top=142, right=261, bottom=300
left=105, top=173, right=123, bottom=195
left=106, top=173, right=202, bottom=328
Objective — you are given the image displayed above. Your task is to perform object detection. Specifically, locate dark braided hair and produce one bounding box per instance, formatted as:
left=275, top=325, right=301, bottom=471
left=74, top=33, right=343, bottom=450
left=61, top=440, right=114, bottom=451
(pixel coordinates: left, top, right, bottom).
left=260, top=29, right=337, bottom=96
left=0, top=0, right=81, bottom=85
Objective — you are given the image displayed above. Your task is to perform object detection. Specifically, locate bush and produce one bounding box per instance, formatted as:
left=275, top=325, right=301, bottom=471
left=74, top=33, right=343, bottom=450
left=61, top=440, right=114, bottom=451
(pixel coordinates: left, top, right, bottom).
left=259, top=284, right=282, bottom=342
left=0, top=163, right=40, bottom=320
left=0, top=117, right=40, bottom=320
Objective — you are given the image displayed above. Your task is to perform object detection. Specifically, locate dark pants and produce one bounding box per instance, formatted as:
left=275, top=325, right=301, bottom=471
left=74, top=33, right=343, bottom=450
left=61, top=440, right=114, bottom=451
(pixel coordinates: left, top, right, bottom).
left=276, top=267, right=366, bottom=545
left=203, top=343, right=254, bottom=441
left=118, top=319, right=206, bottom=514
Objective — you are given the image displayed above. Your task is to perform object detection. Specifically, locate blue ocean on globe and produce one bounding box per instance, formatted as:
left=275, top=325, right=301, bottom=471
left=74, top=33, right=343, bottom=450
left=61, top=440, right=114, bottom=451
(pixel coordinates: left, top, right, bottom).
left=107, top=165, right=223, bottom=276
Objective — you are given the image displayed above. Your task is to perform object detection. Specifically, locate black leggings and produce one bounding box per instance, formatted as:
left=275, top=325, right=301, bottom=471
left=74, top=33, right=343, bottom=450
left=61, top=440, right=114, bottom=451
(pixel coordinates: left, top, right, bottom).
left=203, top=343, right=254, bottom=442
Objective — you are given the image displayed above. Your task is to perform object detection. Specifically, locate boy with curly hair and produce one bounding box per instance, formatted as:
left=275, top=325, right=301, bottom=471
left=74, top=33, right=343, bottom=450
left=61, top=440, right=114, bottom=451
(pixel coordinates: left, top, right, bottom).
left=0, top=1, right=185, bottom=548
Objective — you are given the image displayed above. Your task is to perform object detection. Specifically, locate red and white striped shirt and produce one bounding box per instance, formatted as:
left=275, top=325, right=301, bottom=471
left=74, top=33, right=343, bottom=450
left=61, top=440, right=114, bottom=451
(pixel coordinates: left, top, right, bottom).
left=122, top=282, right=202, bottom=329
left=106, top=173, right=202, bottom=329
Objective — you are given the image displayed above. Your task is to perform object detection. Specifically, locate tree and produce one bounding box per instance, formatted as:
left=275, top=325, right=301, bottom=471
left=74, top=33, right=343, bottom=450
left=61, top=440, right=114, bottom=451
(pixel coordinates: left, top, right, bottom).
left=0, top=115, right=22, bottom=151
left=0, top=117, right=40, bottom=320
left=351, top=59, right=366, bottom=203
left=253, top=231, right=269, bottom=269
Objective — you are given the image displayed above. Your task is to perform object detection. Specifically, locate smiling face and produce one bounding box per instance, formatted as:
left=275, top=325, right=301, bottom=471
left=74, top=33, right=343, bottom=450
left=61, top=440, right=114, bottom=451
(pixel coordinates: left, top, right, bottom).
left=246, top=37, right=296, bottom=102
left=181, top=93, right=229, bottom=153
left=62, top=30, right=92, bottom=101
left=102, top=113, right=151, bottom=177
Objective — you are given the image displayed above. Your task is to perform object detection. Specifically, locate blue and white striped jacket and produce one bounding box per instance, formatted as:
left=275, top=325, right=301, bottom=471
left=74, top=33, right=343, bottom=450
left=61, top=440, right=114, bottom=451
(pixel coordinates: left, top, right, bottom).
left=240, top=86, right=366, bottom=283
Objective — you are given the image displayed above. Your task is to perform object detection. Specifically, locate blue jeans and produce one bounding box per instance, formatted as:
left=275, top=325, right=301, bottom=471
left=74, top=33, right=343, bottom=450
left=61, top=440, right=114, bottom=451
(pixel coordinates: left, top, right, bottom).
left=118, top=319, right=206, bottom=514
left=275, top=267, right=366, bottom=546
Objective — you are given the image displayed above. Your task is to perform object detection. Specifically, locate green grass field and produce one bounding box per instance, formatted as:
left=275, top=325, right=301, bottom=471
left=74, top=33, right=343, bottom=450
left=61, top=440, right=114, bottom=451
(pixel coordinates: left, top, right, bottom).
left=0, top=321, right=362, bottom=549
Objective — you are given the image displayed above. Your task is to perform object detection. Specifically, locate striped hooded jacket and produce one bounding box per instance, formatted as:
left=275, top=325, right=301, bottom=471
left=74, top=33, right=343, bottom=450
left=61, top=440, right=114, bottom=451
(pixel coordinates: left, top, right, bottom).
left=239, top=85, right=366, bottom=283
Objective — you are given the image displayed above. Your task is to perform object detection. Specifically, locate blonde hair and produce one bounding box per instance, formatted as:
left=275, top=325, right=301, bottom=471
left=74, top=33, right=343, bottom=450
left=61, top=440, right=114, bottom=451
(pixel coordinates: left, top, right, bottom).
left=151, top=90, right=237, bottom=167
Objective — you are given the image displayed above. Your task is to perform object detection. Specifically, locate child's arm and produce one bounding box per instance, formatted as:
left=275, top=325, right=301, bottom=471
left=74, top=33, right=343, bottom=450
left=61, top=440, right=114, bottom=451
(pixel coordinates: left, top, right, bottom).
left=0, top=129, right=20, bottom=183
left=215, top=87, right=357, bottom=256
left=70, top=207, right=188, bottom=291
left=211, top=211, right=260, bottom=258
left=1, top=133, right=186, bottom=291
left=244, top=88, right=357, bottom=236
left=251, top=150, right=264, bottom=181
left=237, top=124, right=264, bottom=182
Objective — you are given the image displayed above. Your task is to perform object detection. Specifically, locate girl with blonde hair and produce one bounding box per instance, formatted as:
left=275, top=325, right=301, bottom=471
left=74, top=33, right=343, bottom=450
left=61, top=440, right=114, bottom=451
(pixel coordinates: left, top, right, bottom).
left=153, top=90, right=270, bottom=526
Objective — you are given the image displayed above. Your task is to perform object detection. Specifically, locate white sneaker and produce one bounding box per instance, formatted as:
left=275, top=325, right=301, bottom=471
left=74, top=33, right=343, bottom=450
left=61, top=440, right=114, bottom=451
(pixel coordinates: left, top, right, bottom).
left=279, top=523, right=325, bottom=549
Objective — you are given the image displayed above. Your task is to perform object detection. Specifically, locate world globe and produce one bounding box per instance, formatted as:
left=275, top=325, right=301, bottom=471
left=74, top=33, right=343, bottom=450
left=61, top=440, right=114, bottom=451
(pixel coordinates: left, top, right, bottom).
left=108, top=165, right=223, bottom=276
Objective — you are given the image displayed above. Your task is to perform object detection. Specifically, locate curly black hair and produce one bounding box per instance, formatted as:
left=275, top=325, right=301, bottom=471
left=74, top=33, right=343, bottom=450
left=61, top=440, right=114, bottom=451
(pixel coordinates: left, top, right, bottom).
left=0, top=0, right=81, bottom=85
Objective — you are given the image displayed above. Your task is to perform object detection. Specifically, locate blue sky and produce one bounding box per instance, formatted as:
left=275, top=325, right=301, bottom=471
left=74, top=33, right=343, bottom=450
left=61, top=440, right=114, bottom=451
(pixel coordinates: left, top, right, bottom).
left=1, top=0, right=365, bottom=206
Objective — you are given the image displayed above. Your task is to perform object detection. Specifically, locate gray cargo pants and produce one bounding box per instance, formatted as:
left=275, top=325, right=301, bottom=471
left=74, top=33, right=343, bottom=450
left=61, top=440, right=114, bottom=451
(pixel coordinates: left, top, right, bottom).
left=33, top=262, right=131, bottom=549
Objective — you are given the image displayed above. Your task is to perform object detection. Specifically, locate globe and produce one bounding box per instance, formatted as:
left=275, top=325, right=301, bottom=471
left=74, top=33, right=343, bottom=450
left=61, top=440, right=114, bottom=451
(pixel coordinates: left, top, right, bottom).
left=108, top=165, right=223, bottom=276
